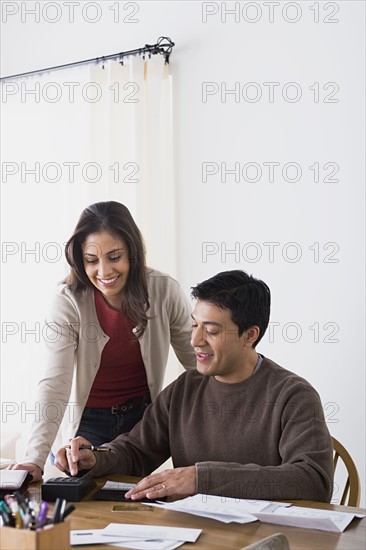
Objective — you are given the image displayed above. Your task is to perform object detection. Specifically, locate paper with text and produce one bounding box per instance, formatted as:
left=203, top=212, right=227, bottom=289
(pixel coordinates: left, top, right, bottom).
left=253, top=506, right=365, bottom=532
left=140, top=494, right=364, bottom=531
left=143, top=494, right=290, bottom=523
left=104, top=523, right=201, bottom=542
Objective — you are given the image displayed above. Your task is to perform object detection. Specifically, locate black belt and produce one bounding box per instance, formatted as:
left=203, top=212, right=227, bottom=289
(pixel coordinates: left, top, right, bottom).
left=110, top=394, right=151, bottom=415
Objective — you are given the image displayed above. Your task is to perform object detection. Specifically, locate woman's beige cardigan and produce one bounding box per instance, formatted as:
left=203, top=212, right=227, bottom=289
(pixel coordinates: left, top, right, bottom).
left=22, top=269, right=196, bottom=471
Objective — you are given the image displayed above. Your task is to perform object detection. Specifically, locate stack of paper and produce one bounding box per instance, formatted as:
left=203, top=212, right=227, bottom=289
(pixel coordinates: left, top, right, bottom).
left=146, top=494, right=289, bottom=524
left=145, top=494, right=364, bottom=533
left=254, top=505, right=365, bottom=533
left=70, top=523, right=201, bottom=549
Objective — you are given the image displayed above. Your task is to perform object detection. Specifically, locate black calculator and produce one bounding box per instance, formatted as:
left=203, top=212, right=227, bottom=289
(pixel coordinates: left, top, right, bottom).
left=41, top=476, right=96, bottom=502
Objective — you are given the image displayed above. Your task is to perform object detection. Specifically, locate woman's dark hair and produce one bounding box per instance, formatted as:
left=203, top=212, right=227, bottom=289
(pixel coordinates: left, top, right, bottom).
left=191, top=270, right=271, bottom=347
left=65, top=201, right=149, bottom=338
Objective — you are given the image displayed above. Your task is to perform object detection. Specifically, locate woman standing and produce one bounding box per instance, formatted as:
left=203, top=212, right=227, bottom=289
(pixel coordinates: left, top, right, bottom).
left=11, top=201, right=195, bottom=481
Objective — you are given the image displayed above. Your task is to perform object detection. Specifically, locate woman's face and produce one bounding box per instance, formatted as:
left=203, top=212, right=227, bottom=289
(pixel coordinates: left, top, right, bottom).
left=82, top=230, right=130, bottom=308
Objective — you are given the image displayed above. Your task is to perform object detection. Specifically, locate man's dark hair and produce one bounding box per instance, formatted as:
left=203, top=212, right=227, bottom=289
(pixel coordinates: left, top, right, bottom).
left=191, top=270, right=271, bottom=347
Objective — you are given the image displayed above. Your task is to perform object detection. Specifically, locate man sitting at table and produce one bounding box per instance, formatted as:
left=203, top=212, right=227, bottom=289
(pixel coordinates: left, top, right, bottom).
left=55, top=270, right=334, bottom=502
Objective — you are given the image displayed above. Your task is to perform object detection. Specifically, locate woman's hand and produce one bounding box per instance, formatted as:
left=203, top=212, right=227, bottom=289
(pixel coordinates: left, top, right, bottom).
left=54, top=437, right=96, bottom=476
left=7, top=462, right=43, bottom=483
left=125, top=466, right=196, bottom=500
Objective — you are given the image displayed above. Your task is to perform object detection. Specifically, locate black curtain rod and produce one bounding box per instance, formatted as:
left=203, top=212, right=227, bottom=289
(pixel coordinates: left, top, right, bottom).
left=0, top=36, right=174, bottom=82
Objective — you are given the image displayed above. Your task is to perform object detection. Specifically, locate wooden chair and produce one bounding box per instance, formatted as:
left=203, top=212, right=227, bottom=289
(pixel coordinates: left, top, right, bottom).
left=332, top=436, right=360, bottom=506
left=240, top=533, right=290, bottom=550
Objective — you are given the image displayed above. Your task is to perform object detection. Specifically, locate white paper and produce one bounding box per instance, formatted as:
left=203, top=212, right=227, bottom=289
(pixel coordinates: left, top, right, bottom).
left=143, top=494, right=290, bottom=524
left=144, top=501, right=255, bottom=524
left=108, top=540, right=184, bottom=549
left=70, top=529, right=186, bottom=549
left=253, top=506, right=365, bottom=533
left=104, top=523, right=201, bottom=543
left=141, top=494, right=364, bottom=533
left=70, top=529, right=129, bottom=546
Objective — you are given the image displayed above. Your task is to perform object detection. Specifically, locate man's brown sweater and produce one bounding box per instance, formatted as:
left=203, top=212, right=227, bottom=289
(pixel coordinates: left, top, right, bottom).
left=87, top=357, right=334, bottom=502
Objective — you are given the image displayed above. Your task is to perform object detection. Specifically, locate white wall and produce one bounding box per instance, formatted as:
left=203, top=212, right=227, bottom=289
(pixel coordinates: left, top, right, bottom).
left=1, top=1, right=364, bottom=504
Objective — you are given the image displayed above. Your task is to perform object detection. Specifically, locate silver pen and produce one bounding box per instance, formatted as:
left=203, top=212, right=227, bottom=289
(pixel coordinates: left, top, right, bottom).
left=65, top=444, right=111, bottom=452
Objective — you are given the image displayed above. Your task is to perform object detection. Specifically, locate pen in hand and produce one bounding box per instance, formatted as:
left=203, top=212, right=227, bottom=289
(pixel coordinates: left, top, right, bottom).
left=64, top=444, right=111, bottom=452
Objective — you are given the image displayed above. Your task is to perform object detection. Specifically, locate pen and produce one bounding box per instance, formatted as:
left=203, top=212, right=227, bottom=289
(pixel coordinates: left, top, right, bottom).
left=62, top=504, right=76, bottom=521
left=14, top=510, right=23, bottom=529
left=13, top=492, right=27, bottom=514
left=52, top=498, right=66, bottom=524
left=64, top=444, right=111, bottom=452
left=22, top=510, right=33, bottom=529
left=58, top=499, right=66, bottom=523
left=4, top=497, right=23, bottom=529
left=0, top=502, right=13, bottom=527
left=36, top=500, right=49, bottom=528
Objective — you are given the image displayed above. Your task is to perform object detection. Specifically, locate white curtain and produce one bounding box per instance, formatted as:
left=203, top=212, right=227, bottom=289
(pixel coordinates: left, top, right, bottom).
left=87, top=56, right=177, bottom=276
left=1, top=54, right=176, bottom=275
left=0, top=55, right=176, bottom=458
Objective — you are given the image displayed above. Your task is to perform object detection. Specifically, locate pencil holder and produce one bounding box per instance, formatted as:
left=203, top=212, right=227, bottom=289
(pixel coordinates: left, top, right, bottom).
left=0, top=521, right=70, bottom=550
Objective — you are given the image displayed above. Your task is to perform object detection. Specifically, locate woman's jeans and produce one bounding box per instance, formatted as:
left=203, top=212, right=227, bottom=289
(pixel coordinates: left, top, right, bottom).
left=76, top=394, right=151, bottom=445
left=50, top=394, right=151, bottom=463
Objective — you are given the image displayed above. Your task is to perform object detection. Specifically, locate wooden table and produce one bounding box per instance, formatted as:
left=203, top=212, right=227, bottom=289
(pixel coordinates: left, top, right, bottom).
left=26, top=475, right=366, bottom=550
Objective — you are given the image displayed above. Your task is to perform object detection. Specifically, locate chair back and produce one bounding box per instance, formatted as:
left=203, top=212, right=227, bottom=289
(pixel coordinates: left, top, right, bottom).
left=240, top=532, right=290, bottom=550
left=332, top=436, right=360, bottom=506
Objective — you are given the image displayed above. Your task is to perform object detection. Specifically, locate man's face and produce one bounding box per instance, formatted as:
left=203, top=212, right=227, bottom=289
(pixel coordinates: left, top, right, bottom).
left=190, top=300, right=255, bottom=383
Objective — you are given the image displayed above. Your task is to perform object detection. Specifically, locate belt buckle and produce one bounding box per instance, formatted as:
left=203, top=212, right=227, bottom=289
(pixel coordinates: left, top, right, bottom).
left=111, top=404, right=119, bottom=414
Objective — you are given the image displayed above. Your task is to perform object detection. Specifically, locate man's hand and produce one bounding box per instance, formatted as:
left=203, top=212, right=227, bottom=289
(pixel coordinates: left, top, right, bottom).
left=125, top=466, right=196, bottom=500
left=54, top=437, right=96, bottom=476
left=8, top=462, right=43, bottom=483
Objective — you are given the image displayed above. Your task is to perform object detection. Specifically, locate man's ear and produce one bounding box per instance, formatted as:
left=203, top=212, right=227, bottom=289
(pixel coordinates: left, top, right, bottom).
left=243, top=326, right=260, bottom=347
